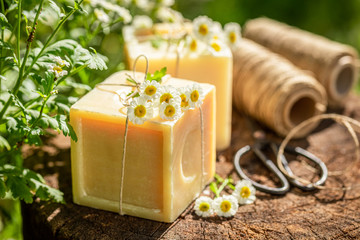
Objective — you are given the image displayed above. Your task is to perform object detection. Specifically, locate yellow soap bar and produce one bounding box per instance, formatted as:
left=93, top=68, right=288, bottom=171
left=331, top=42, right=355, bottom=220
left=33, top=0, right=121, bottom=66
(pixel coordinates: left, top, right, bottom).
left=123, top=24, right=233, bottom=150
left=70, top=71, right=216, bottom=222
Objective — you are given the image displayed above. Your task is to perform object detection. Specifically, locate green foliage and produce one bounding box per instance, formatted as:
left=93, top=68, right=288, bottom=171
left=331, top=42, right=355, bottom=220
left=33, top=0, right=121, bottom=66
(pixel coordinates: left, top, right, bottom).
left=0, top=0, right=113, bottom=206
left=146, top=67, right=167, bottom=83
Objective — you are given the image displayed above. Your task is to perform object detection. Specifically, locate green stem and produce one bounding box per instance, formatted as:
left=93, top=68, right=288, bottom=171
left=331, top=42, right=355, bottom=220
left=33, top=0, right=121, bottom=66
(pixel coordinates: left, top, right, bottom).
left=28, top=94, right=51, bottom=130
left=0, top=0, right=84, bottom=122
left=55, top=64, right=88, bottom=87
left=217, top=179, right=230, bottom=196
left=16, top=0, right=22, bottom=67
left=23, top=0, right=85, bottom=80
left=0, top=0, right=5, bottom=74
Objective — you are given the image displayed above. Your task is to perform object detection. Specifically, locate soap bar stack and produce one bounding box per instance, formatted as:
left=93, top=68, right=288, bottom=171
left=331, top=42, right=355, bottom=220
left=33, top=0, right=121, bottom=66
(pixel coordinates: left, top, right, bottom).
left=71, top=71, right=216, bottom=222
left=123, top=18, right=234, bottom=150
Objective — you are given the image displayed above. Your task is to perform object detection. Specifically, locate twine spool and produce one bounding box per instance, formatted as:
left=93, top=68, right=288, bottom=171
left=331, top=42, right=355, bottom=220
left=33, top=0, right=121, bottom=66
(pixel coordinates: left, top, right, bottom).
left=243, top=17, right=359, bottom=105
left=233, top=39, right=327, bottom=138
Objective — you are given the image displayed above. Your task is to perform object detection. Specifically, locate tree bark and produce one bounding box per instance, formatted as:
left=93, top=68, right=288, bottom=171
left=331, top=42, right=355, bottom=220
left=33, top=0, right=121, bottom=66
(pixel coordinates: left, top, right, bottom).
left=22, top=95, right=360, bottom=239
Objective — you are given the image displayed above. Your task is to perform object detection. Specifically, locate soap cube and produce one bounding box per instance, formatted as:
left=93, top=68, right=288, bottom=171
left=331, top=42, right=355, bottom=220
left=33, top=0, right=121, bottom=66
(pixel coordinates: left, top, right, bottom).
left=70, top=71, right=216, bottom=222
left=123, top=24, right=233, bottom=150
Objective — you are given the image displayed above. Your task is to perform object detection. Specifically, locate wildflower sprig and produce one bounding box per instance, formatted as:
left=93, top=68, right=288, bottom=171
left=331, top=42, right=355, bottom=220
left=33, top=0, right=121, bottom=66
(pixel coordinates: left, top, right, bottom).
left=122, top=66, right=204, bottom=125
left=193, top=175, right=256, bottom=218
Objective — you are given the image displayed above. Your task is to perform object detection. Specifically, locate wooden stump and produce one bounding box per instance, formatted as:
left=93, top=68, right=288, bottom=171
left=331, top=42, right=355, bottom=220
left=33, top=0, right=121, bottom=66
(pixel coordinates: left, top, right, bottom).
left=22, top=95, right=360, bottom=239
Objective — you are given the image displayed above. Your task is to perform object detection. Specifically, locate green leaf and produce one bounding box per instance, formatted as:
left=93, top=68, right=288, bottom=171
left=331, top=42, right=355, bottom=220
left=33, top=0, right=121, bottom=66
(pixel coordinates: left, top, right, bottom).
left=0, top=178, right=6, bottom=198
left=86, top=52, right=108, bottom=71
left=44, top=39, right=81, bottom=55
left=6, top=117, right=18, bottom=132
left=0, top=135, right=11, bottom=151
left=73, top=47, right=108, bottom=71
left=27, top=128, right=43, bottom=146
left=56, top=103, right=70, bottom=114
left=24, top=169, right=64, bottom=203
left=150, top=39, right=162, bottom=49
left=56, top=115, right=69, bottom=136
left=27, top=109, right=40, bottom=120
left=65, top=79, right=91, bottom=91
left=0, top=40, right=14, bottom=50
left=209, top=182, right=219, bottom=197
left=66, top=122, right=78, bottom=142
left=146, top=67, right=167, bottom=83
left=43, top=71, right=55, bottom=95
left=7, top=176, right=33, bottom=203
left=38, top=117, right=49, bottom=128
left=54, top=115, right=77, bottom=142
left=48, top=0, right=61, bottom=18
left=0, top=13, right=12, bottom=30
left=46, top=116, right=59, bottom=129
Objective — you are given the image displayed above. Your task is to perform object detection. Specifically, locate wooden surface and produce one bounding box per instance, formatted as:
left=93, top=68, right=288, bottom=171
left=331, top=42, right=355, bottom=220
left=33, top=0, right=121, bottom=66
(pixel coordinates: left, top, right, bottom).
left=21, top=95, right=360, bottom=240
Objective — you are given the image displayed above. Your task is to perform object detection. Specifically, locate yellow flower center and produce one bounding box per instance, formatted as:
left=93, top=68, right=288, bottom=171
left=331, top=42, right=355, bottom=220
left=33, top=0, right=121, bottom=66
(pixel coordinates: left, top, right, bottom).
left=160, top=93, right=172, bottom=103
left=145, top=85, right=157, bottom=96
left=199, top=24, right=208, bottom=36
left=134, top=105, right=146, bottom=118
left=211, top=42, right=221, bottom=52
left=190, top=39, right=197, bottom=51
left=59, top=61, right=66, bottom=68
left=240, top=186, right=251, bottom=198
left=180, top=94, right=189, bottom=108
left=199, top=202, right=210, bottom=212
left=190, top=90, right=199, bottom=102
left=220, top=200, right=232, bottom=213
left=53, top=66, right=63, bottom=73
left=164, top=105, right=176, bottom=117
left=229, top=32, right=237, bottom=43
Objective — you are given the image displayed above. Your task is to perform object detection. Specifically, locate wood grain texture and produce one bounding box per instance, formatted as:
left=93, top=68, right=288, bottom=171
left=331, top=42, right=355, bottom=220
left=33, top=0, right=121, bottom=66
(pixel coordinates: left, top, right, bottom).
left=22, top=95, right=360, bottom=239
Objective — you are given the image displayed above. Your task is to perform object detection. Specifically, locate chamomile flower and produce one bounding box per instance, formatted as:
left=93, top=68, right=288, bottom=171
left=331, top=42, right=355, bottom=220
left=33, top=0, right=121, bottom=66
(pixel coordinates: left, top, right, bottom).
left=159, top=98, right=181, bottom=120
left=186, top=35, right=199, bottom=53
left=187, top=84, right=204, bottom=109
left=212, top=21, right=224, bottom=41
left=114, top=6, right=132, bottom=24
left=194, top=196, right=214, bottom=217
left=232, top=179, right=256, bottom=205
left=179, top=88, right=190, bottom=111
left=127, top=96, right=154, bottom=125
left=48, top=64, right=68, bottom=78
left=208, top=39, right=227, bottom=55
left=212, top=195, right=238, bottom=218
left=139, top=80, right=161, bottom=100
left=193, top=16, right=215, bottom=42
left=157, top=86, right=181, bottom=106
left=156, top=7, right=182, bottom=23
left=94, top=9, right=110, bottom=23
left=224, top=22, right=242, bottom=48
left=132, top=15, right=153, bottom=29
left=134, top=0, right=153, bottom=12
left=52, top=56, right=70, bottom=68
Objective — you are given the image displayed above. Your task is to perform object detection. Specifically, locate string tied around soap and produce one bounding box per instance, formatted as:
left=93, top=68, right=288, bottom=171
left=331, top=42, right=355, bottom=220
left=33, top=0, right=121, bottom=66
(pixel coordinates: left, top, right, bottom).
left=95, top=54, right=207, bottom=216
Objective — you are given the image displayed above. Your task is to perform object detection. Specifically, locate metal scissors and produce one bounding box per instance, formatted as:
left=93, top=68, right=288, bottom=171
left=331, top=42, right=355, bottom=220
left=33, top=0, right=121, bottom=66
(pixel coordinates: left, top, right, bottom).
left=233, top=120, right=328, bottom=195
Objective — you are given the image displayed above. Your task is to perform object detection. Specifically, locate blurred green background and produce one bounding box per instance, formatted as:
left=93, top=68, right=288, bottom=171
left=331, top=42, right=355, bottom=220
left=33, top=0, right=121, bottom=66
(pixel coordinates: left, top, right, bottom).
left=2, top=0, right=360, bottom=239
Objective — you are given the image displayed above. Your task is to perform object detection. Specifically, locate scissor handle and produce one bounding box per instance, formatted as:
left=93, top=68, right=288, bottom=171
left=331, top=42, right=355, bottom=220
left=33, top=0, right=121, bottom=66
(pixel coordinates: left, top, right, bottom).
left=277, top=145, right=328, bottom=191
left=233, top=145, right=290, bottom=195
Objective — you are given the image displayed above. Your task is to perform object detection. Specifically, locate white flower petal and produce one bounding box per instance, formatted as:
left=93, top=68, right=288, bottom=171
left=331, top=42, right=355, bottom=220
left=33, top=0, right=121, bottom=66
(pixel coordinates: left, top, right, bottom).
left=193, top=16, right=215, bottom=42
left=232, top=179, right=256, bottom=205
left=212, top=195, right=238, bottom=217
left=127, top=96, right=153, bottom=125
left=194, top=196, right=214, bottom=217
left=187, top=84, right=204, bottom=109
left=224, top=22, right=242, bottom=48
